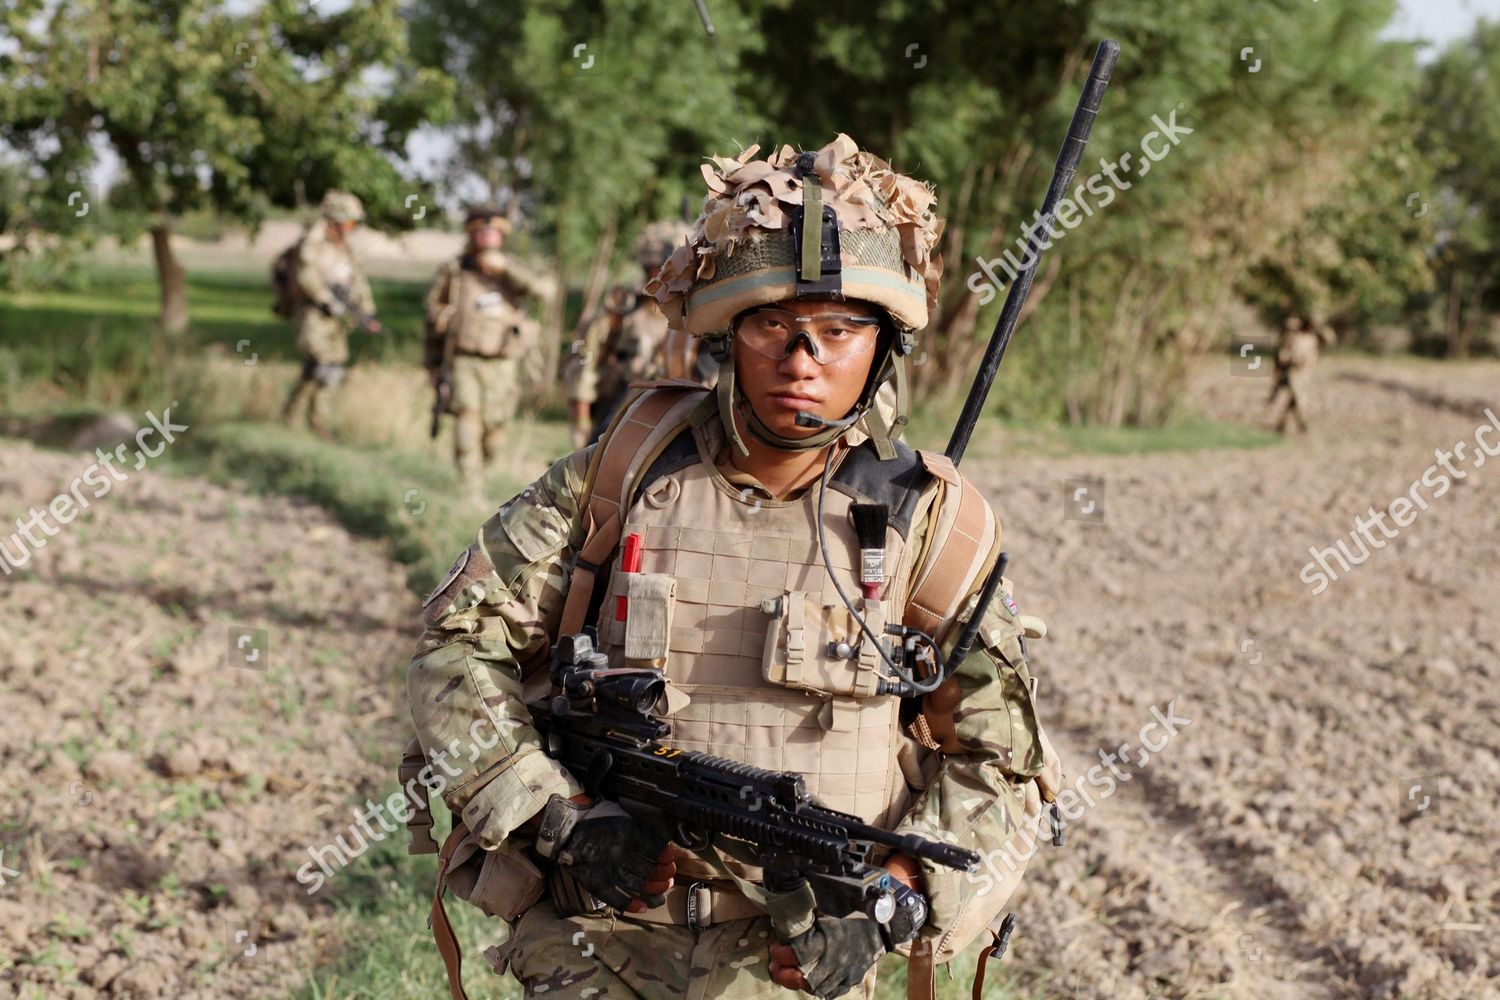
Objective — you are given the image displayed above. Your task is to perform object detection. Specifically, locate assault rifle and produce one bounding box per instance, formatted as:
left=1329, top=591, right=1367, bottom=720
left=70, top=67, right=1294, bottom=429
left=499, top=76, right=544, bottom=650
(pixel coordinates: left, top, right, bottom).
left=328, top=281, right=382, bottom=335
left=530, top=633, right=980, bottom=944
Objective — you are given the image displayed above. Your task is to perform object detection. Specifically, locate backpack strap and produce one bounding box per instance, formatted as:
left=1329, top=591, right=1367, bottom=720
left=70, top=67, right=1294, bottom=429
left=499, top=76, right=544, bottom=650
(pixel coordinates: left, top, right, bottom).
left=430, top=825, right=474, bottom=1000
left=902, top=451, right=1001, bottom=756
left=559, top=381, right=712, bottom=637
left=903, top=450, right=999, bottom=638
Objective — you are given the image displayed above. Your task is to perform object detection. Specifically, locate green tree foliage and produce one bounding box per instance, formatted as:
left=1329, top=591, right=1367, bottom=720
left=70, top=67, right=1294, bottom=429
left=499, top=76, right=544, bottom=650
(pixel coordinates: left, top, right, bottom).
left=1418, top=18, right=1500, bottom=357
left=0, top=0, right=454, bottom=333
left=404, top=0, right=747, bottom=291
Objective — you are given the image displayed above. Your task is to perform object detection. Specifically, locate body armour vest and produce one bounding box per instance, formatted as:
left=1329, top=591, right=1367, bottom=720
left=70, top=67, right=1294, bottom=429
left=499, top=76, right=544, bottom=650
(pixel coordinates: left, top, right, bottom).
left=449, top=262, right=528, bottom=358
left=595, top=420, right=920, bottom=840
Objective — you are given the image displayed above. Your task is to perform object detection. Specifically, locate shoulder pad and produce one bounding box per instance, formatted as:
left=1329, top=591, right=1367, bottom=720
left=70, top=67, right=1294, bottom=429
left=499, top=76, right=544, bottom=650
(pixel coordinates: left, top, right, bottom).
left=421, top=543, right=497, bottom=627
left=830, top=437, right=932, bottom=539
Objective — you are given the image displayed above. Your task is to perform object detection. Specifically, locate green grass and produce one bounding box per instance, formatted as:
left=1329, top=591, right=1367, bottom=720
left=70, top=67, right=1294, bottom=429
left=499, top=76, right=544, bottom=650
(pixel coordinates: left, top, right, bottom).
left=0, top=262, right=425, bottom=407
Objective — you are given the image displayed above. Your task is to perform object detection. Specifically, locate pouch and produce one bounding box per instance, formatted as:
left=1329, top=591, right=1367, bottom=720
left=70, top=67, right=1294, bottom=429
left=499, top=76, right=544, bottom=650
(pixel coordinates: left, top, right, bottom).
left=445, top=832, right=545, bottom=922
left=761, top=590, right=884, bottom=700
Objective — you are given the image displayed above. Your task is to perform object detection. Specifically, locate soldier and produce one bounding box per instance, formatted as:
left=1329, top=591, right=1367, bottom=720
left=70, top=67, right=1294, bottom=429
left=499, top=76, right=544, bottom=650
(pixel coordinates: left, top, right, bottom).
left=405, top=136, right=1063, bottom=1000
left=424, top=205, right=550, bottom=494
left=1268, top=314, right=1335, bottom=434
left=279, top=190, right=381, bottom=435
left=564, top=220, right=690, bottom=448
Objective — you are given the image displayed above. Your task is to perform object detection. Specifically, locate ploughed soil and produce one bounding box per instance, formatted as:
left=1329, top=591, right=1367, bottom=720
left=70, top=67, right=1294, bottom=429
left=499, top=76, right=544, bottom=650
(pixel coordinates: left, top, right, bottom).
left=983, top=357, right=1499, bottom=999
left=0, top=355, right=1495, bottom=998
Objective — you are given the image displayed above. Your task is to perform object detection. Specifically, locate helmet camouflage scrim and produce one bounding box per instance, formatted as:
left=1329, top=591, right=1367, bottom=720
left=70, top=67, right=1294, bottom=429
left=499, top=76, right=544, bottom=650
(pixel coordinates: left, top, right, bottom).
left=634, top=220, right=691, bottom=273
left=646, top=134, right=944, bottom=455
left=319, top=190, right=365, bottom=224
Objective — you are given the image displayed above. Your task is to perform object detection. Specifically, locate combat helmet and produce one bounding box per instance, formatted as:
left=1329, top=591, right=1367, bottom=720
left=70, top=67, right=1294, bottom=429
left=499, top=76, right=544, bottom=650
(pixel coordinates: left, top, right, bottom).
left=633, top=220, right=691, bottom=274
left=647, top=134, right=944, bottom=456
left=319, top=190, right=366, bottom=224
left=465, top=204, right=512, bottom=235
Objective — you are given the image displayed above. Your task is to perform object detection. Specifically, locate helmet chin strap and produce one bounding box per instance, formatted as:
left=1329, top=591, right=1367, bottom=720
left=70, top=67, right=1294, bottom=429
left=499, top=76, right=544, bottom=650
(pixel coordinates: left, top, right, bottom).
left=711, top=335, right=900, bottom=456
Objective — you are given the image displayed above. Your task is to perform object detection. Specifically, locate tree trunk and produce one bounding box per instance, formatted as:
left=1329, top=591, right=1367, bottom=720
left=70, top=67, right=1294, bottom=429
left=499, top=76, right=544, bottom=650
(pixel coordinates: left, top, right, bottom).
left=573, top=213, right=619, bottom=339
left=1444, top=270, right=1464, bottom=358
left=151, top=224, right=189, bottom=335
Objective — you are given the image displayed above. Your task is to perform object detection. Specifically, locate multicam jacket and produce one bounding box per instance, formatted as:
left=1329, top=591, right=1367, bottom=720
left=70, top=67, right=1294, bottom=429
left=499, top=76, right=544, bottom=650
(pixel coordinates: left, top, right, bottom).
left=408, top=398, right=1062, bottom=966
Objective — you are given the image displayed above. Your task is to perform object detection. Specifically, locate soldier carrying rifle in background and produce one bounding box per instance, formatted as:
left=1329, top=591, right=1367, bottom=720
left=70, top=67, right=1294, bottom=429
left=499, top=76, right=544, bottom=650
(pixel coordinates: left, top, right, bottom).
left=424, top=205, right=551, bottom=496
left=276, top=190, right=382, bottom=436
left=563, top=220, right=692, bottom=448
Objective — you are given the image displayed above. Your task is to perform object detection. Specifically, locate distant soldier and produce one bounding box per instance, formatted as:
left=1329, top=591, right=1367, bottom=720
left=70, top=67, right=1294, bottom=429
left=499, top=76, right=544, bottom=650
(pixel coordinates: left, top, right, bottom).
left=425, top=205, right=550, bottom=494
left=1268, top=315, right=1335, bottom=434
left=278, top=190, right=381, bottom=435
left=563, top=220, right=690, bottom=448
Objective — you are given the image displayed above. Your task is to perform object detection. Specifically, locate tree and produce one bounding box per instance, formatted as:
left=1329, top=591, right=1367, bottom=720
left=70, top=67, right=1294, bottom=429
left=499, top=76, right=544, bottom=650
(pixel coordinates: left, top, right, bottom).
left=1418, top=18, right=1500, bottom=357
left=0, top=0, right=454, bottom=334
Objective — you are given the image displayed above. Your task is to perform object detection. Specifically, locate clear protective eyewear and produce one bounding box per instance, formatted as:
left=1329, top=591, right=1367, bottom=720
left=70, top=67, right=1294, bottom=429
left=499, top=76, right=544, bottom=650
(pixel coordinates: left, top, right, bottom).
left=735, top=308, right=881, bottom=364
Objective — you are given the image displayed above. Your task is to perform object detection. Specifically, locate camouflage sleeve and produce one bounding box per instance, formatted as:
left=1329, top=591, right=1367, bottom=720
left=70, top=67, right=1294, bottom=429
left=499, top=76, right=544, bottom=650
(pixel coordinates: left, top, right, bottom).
left=353, top=267, right=375, bottom=316
left=895, top=501, right=1064, bottom=963
left=406, top=447, right=595, bottom=849
left=423, top=264, right=455, bottom=369
left=295, top=236, right=334, bottom=307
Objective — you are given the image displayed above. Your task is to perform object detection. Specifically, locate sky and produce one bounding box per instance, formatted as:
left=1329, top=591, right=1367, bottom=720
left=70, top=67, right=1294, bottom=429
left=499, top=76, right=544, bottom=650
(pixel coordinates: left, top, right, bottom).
left=1389, top=0, right=1498, bottom=56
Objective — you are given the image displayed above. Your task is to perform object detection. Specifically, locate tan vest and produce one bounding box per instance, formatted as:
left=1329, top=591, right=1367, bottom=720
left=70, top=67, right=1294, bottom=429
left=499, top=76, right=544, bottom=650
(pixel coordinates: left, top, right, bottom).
left=596, top=420, right=919, bottom=831
left=448, top=265, right=529, bottom=358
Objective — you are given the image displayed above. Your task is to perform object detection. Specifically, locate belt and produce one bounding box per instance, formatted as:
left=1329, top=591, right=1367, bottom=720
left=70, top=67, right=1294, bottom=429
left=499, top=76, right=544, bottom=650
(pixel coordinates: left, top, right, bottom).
left=624, top=881, right=763, bottom=932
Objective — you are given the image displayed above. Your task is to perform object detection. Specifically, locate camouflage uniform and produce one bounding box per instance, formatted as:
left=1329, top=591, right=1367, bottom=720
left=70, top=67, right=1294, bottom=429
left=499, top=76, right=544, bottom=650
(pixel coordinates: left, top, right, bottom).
left=407, top=137, right=1062, bottom=1000
left=564, top=221, right=691, bottom=447
left=1269, top=315, right=1335, bottom=434
left=425, top=208, right=550, bottom=490
left=281, top=191, right=377, bottom=434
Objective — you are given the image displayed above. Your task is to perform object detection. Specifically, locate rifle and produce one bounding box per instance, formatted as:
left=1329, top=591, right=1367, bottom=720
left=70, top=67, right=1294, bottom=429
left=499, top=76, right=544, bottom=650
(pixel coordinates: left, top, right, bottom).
left=530, top=633, right=980, bottom=945
left=430, top=315, right=456, bottom=440
left=328, top=281, right=381, bottom=334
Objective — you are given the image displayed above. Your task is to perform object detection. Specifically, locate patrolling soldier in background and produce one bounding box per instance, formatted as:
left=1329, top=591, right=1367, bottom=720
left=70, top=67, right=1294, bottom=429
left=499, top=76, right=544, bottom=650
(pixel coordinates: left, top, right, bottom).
left=424, top=205, right=551, bottom=494
left=278, top=190, right=381, bottom=435
left=1268, top=314, right=1335, bottom=434
left=404, top=136, right=1063, bottom=1000
left=563, top=220, right=691, bottom=448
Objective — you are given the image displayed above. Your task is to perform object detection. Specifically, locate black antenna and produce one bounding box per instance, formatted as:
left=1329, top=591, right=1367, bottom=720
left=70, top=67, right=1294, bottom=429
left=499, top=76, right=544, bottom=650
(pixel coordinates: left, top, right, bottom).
left=692, top=0, right=751, bottom=144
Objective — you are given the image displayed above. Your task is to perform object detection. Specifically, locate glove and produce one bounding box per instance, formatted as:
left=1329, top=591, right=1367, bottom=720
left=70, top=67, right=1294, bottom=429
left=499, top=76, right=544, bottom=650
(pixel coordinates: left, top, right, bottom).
left=534, top=794, right=675, bottom=912
left=769, top=914, right=887, bottom=999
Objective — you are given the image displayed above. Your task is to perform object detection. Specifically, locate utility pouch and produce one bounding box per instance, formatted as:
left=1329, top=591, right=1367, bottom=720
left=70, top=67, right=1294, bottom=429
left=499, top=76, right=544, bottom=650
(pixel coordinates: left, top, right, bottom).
left=445, top=831, right=545, bottom=923
left=623, top=572, right=675, bottom=666
left=761, top=590, right=885, bottom=699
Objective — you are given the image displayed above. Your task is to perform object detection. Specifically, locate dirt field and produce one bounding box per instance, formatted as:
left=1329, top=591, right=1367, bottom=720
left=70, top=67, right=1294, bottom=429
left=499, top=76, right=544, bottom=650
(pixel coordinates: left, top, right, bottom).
left=1, top=356, right=1495, bottom=998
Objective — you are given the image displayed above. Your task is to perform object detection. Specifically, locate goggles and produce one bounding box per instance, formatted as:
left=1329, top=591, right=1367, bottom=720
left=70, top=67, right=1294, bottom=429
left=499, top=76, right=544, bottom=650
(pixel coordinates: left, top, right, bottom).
left=736, top=308, right=880, bottom=364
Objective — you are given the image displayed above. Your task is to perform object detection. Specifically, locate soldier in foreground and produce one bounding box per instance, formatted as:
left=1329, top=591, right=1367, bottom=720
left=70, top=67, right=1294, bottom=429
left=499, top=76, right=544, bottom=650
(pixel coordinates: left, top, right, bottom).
left=406, top=136, right=1062, bottom=999
left=277, top=190, right=381, bottom=435
left=1267, top=314, right=1335, bottom=434
left=563, top=220, right=689, bottom=448
left=424, top=205, right=549, bottom=493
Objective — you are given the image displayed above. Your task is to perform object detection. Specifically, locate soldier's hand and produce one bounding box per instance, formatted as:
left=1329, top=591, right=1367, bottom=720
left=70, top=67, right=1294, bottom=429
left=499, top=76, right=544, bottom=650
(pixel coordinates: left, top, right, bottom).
left=536, top=794, right=676, bottom=912
left=366, top=320, right=382, bottom=334
left=769, top=914, right=886, bottom=998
